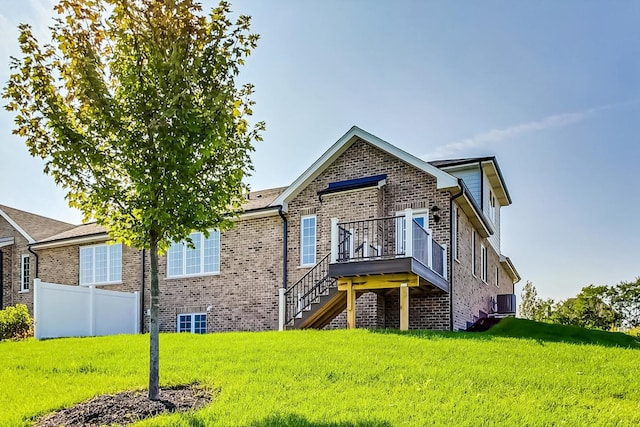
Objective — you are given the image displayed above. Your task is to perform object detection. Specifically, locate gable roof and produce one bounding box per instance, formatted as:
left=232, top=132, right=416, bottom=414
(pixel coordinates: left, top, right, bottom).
left=429, top=156, right=512, bottom=205
left=0, top=204, right=75, bottom=243
left=270, top=126, right=460, bottom=209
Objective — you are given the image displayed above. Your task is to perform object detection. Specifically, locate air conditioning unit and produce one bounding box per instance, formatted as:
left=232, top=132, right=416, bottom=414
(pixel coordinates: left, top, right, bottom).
left=496, top=294, right=516, bottom=314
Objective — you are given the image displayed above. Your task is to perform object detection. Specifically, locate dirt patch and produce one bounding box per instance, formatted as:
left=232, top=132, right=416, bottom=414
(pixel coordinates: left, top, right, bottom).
left=35, top=384, right=212, bottom=427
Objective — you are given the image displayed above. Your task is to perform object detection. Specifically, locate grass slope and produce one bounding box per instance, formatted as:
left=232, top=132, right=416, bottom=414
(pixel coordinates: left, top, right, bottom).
left=1, top=319, right=638, bottom=426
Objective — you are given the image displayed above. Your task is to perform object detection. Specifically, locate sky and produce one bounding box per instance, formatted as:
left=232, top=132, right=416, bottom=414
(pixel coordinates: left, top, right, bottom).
left=0, top=0, right=638, bottom=301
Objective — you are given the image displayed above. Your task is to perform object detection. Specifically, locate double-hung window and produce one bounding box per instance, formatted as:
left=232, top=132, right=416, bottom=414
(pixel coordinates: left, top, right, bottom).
left=167, top=231, right=220, bottom=277
left=300, top=215, right=316, bottom=266
left=177, top=313, right=207, bottom=334
left=20, top=255, right=30, bottom=292
left=80, top=244, right=122, bottom=285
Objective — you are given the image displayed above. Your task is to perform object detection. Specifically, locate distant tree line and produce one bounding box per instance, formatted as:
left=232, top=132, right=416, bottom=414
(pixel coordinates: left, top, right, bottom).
left=519, top=278, right=640, bottom=331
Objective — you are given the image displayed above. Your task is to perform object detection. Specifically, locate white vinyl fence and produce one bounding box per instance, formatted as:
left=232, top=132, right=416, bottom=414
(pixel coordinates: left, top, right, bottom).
left=33, top=279, right=140, bottom=339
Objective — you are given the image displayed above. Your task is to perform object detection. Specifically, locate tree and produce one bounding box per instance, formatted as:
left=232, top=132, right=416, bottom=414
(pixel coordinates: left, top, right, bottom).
left=551, top=285, right=621, bottom=330
left=519, top=281, right=555, bottom=322
left=611, top=278, right=640, bottom=327
left=3, top=0, right=263, bottom=400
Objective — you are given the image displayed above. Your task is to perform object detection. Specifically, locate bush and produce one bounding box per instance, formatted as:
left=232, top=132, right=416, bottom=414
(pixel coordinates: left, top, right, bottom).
left=0, top=304, right=33, bottom=340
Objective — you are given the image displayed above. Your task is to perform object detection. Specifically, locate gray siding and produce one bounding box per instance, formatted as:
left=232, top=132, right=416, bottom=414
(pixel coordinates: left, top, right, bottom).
left=449, top=166, right=481, bottom=207
left=482, top=169, right=500, bottom=253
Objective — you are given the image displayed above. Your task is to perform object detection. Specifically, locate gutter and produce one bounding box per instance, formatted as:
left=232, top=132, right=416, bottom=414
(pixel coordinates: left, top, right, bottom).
left=28, top=244, right=39, bottom=279
left=277, top=206, right=288, bottom=331
left=449, top=179, right=465, bottom=332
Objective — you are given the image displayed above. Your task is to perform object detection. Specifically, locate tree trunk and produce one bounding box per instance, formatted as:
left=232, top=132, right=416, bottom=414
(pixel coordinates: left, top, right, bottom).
left=148, top=230, right=160, bottom=400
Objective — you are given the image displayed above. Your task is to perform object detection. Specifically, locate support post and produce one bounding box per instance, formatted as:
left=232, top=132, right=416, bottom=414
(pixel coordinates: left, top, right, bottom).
left=404, top=208, right=413, bottom=257
left=278, top=288, right=285, bottom=331
left=330, top=218, right=339, bottom=263
left=400, top=283, right=409, bottom=331
left=346, top=279, right=356, bottom=329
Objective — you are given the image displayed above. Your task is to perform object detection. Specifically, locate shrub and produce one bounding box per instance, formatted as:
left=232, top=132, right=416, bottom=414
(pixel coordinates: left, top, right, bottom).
left=0, top=304, right=33, bottom=340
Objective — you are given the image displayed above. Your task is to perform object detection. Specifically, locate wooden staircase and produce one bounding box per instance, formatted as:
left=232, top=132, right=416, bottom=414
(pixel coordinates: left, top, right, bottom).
left=284, top=253, right=359, bottom=329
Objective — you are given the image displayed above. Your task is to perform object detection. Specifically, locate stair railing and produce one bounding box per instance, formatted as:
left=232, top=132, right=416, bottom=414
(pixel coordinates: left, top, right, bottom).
left=283, top=253, right=337, bottom=326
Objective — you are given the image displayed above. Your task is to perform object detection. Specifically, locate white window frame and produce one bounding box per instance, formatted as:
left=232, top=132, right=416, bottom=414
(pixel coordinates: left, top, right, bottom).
left=166, top=231, right=220, bottom=278
left=300, top=215, right=317, bottom=266
left=177, top=313, right=207, bottom=334
left=79, top=243, right=122, bottom=286
left=471, top=230, right=477, bottom=277
left=453, top=206, right=459, bottom=262
left=495, top=266, right=500, bottom=288
left=480, top=243, right=488, bottom=283
left=20, top=254, right=30, bottom=292
left=395, top=209, right=430, bottom=256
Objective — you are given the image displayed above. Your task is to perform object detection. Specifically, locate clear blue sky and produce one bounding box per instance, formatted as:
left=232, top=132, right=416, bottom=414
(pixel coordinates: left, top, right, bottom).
left=1, top=1, right=638, bottom=301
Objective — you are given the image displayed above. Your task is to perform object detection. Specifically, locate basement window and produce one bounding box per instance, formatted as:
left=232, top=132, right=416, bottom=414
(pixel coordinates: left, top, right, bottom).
left=177, top=313, right=207, bottom=334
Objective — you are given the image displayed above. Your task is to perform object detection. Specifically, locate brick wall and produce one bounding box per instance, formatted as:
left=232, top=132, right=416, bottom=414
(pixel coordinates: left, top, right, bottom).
left=451, top=201, right=516, bottom=330
left=286, top=138, right=452, bottom=329
left=0, top=217, right=33, bottom=311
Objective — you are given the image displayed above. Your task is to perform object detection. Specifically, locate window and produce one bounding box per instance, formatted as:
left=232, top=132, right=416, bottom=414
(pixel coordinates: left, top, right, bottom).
left=488, top=190, right=496, bottom=223
left=480, top=243, right=488, bottom=283
left=80, top=244, right=122, bottom=285
left=20, top=255, right=30, bottom=292
left=453, top=206, right=459, bottom=261
left=177, top=313, right=207, bottom=334
left=300, top=215, right=316, bottom=266
left=496, top=266, right=500, bottom=288
left=167, top=231, right=220, bottom=277
left=471, top=230, right=477, bottom=277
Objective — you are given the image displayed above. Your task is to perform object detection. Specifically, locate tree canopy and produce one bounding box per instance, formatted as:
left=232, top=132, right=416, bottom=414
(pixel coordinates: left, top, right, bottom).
left=3, top=0, right=263, bottom=399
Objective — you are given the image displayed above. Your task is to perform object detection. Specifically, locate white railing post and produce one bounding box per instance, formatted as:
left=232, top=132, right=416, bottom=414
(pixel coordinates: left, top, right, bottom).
left=33, top=278, right=41, bottom=340
left=330, top=218, right=339, bottom=263
left=426, top=230, right=432, bottom=269
left=404, top=208, right=413, bottom=257
left=278, top=288, right=285, bottom=331
left=349, top=228, right=355, bottom=259
left=443, top=244, right=448, bottom=279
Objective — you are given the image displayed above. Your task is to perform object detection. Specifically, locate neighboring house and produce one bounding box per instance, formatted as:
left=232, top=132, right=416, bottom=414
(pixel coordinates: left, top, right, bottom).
left=2, top=126, right=520, bottom=333
left=0, top=205, right=75, bottom=312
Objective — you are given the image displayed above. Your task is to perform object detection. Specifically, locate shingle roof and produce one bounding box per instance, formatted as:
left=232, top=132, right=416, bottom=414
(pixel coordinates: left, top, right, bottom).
left=35, top=187, right=288, bottom=244
left=0, top=204, right=75, bottom=242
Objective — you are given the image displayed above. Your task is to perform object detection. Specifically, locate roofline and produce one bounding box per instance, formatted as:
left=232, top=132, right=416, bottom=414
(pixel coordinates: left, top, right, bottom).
left=438, top=157, right=512, bottom=205
left=270, top=126, right=459, bottom=209
left=32, top=232, right=108, bottom=249
left=500, top=255, right=521, bottom=283
left=32, top=206, right=283, bottom=249
left=0, top=207, right=35, bottom=244
left=458, top=179, right=494, bottom=237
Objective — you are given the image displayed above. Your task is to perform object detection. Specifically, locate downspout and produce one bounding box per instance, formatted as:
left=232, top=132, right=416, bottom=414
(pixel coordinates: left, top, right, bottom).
left=278, top=206, right=288, bottom=331
left=28, top=245, right=39, bottom=278
left=140, top=249, right=146, bottom=334
left=449, top=179, right=465, bottom=331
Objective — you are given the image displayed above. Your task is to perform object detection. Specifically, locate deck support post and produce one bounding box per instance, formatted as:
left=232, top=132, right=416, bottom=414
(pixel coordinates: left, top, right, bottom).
left=399, top=283, right=409, bottom=331
left=346, top=279, right=356, bottom=329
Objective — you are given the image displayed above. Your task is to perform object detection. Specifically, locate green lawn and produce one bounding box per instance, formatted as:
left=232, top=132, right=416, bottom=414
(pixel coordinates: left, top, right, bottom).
left=1, top=318, right=639, bottom=426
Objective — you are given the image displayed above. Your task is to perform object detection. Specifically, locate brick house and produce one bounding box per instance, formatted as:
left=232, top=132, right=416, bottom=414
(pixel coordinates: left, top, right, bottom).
left=1, top=126, right=520, bottom=333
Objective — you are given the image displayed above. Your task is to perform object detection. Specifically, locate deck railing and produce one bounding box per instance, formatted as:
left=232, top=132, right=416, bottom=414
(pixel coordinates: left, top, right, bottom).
left=283, top=253, right=336, bottom=326
left=330, top=209, right=447, bottom=278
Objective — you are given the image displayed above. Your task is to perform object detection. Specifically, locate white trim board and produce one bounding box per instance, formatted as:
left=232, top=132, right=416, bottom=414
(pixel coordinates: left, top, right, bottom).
left=0, top=208, right=35, bottom=244
left=270, top=126, right=460, bottom=210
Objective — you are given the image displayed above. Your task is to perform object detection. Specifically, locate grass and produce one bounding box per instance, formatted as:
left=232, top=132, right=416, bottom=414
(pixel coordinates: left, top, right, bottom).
left=1, top=318, right=639, bottom=426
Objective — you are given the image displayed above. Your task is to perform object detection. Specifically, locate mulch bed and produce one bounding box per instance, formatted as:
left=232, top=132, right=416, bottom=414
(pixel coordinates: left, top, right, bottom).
left=35, top=384, right=212, bottom=427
